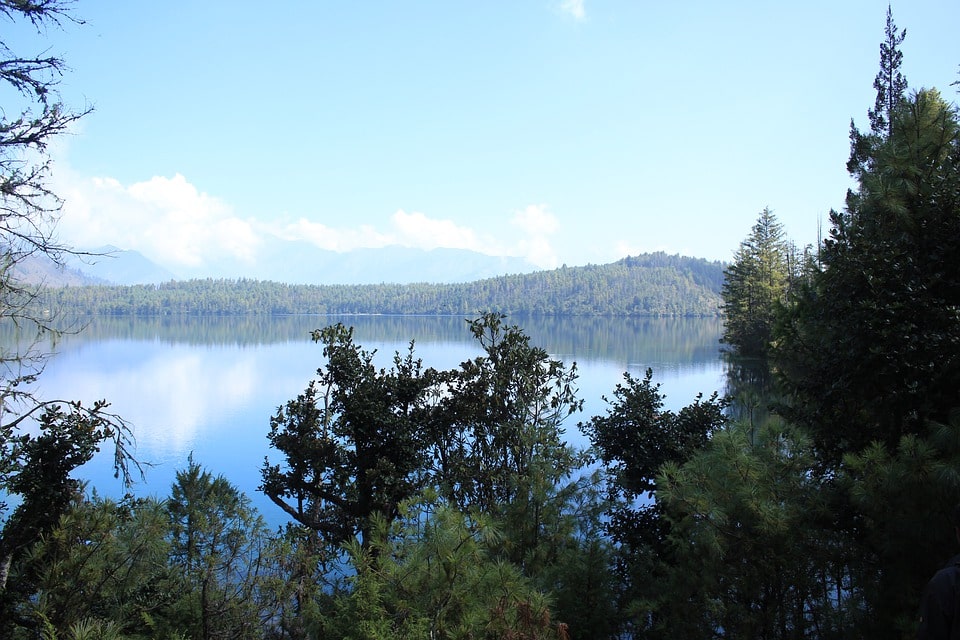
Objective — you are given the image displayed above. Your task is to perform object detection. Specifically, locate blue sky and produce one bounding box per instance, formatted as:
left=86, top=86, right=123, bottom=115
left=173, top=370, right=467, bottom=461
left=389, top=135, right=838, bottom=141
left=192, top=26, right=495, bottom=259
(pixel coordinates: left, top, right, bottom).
left=22, top=1, right=960, bottom=273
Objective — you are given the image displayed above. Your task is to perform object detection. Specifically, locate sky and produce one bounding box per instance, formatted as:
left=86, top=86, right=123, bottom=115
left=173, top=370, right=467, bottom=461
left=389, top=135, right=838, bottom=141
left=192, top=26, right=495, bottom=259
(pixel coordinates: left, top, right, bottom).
left=12, top=1, right=960, bottom=274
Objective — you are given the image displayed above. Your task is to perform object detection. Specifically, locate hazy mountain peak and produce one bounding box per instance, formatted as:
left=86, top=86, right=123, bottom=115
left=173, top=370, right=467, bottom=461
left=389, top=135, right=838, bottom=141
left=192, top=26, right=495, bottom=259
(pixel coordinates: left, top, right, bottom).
left=13, top=241, right=541, bottom=286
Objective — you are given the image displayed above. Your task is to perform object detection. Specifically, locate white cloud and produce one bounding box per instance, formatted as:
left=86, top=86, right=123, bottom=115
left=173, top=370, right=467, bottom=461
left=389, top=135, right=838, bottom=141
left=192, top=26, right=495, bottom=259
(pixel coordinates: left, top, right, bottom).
left=288, top=204, right=565, bottom=269
left=57, top=172, right=260, bottom=268
left=279, top=218, right=392, bottom=252
left=510, top=204, right=560, bottom=268
left=390, top=210, right=481, bottom=250
left=560, top=0, right=585, bottom=20
left=277, top=206, right=564, bottom=269
left=55, top=164, right=566, bottom=272
left=512, top=203, right=558, bottom=235
left=279, top=209, right=500, bottom=255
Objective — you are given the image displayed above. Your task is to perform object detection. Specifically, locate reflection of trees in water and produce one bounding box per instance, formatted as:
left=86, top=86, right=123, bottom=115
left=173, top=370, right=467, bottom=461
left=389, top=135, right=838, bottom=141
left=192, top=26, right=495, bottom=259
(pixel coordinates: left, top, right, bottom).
left=722, top=353, right=777, bottom=428
left=17, top=315, right=724, bottom=367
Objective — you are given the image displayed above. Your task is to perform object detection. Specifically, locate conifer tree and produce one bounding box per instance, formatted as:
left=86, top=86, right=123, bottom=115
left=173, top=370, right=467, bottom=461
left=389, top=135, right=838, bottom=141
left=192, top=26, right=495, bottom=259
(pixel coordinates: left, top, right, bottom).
left=167, top=458, right=269, bottom=640
left=849, top=5, right=908, bottom=180
left=772, top=20, right=960, bottom=637
left=776, top=89, right=960, bottom=463
left=720, top=208, right=795, bottom=359
left=868, top=5, right=907, bottom=137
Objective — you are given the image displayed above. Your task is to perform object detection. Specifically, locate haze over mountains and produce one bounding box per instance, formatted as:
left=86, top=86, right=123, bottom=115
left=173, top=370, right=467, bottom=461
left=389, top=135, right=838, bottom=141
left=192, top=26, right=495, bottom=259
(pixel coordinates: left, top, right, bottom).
left=43, top=243, right=541, bottom=286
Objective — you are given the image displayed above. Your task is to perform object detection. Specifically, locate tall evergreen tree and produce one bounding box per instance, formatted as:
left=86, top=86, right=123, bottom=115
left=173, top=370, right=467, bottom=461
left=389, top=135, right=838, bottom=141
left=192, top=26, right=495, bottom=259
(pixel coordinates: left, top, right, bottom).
left=849, top=5, right=908, bottom=180
left=775, top=89, right=960, bottom=464
left=720, top=208, right=795, bottom=359
left=772, top=58, right=960, bottom=640
left=868, top=5, right=908, bottom=137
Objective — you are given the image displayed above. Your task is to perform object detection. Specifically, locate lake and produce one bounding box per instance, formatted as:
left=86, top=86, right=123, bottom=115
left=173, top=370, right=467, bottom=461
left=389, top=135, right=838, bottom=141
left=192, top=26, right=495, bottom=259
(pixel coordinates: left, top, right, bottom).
left=29, top=314, right=725, bottom=525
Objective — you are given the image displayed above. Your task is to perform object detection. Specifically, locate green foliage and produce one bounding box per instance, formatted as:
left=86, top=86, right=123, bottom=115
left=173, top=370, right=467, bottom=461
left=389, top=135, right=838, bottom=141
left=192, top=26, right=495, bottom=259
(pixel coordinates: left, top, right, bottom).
left=41, top=252, right=725, bottom=317
left=428, top=313, right=602, bottom=615
left=16, top=466, right=302, bottom=640
left=764, top=12, right=960, bottom=635
left=20, top=495, right=173, bottom=639
left=775, top=88, right=960, bottom=465
left=245, top=524, right=341, bottom=640
left=776, top=11, right=958, bottom=464
left=839, top=414, right=960, bottom=637
left=166, top=457, right=272, bottom=640
left=431, top=313, right=584, bottom=514
left=657, top=419, right=841, bottom=639
left=529, top=476, right=620, bottom=639
left=585, top=369, right=726, bottom=500
left=581, top=370, right=727, bottom=637
left=0, top=400, right=138, bottom=633
left=330, top=495, right=567, bottom=640
left=258, top=313, right=617, bottom=637
left=720, top=208, right=799, bottom=359
left=38, top=616, right=130, bottom=640
left=260, top=323, right=437, bottom=550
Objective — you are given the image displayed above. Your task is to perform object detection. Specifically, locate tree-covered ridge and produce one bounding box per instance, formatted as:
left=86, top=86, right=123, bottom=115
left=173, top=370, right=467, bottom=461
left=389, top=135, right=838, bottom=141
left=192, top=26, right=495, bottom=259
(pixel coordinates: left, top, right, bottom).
left=42, top=252, right=725, bottom=317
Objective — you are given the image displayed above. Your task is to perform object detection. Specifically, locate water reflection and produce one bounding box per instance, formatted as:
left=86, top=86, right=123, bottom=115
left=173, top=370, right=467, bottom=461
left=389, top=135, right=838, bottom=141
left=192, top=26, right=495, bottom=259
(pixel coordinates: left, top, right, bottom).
left=48, top=314, right=723, bottom=363
left=21, top=315, right=725, bottom=524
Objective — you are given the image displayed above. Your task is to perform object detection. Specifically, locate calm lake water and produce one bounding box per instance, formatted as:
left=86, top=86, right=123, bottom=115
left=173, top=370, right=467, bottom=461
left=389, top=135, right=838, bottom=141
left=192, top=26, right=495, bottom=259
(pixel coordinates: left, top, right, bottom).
left=30, top=314, right=725, bottom=524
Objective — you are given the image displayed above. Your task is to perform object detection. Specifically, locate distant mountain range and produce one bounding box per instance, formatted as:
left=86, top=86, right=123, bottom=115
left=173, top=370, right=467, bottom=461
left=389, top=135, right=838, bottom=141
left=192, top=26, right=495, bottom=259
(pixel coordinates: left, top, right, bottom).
left=62, top=246, right=177, bottom=285
left=24, top=244, right=540, bottom=286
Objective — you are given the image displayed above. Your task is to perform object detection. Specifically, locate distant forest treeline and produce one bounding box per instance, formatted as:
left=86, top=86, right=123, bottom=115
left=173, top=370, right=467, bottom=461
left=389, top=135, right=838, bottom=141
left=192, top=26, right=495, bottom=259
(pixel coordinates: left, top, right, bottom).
left=43, top=253, right=725, bottom=317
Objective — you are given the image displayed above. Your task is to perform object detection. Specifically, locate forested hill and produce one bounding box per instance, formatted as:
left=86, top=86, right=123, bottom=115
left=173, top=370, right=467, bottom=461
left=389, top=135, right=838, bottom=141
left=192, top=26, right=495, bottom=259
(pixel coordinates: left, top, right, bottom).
left=44, top=252, right=725, bottom=317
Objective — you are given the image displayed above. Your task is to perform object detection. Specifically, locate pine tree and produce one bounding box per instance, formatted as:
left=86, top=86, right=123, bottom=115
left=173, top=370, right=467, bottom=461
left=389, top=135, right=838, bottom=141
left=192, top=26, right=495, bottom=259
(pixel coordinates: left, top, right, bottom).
left=720, top=208, right=795, bottom=359
left=849, top=5, right=908, bottom=180
left=167, top=457, right=269, bottom=640
left=776, top=89, right=960, bottom=464
left=868, top=5, right=907, bottom=137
